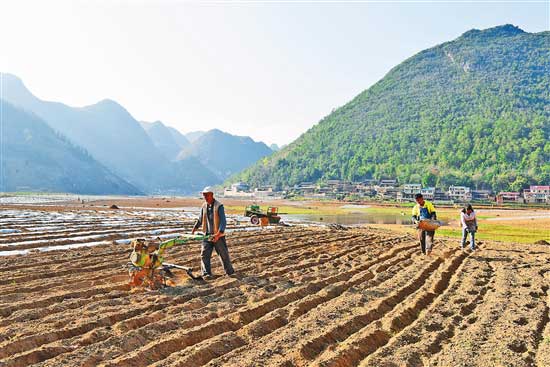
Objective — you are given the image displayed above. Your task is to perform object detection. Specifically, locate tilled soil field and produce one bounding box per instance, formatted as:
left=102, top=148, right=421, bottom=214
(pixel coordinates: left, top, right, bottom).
left=0, top=208, right=549, bottom=367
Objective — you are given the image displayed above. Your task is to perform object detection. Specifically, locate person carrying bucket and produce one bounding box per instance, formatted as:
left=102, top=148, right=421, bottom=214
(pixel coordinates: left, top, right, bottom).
left=411, top=193, right=437, bottom=256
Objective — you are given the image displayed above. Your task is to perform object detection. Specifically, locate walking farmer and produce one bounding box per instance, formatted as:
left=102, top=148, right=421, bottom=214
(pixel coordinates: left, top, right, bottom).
left=460, top=204, right=478, bottom=251
left=192, top=186, right=235, bottom=278
left=412, top=193, right=437, bottom=256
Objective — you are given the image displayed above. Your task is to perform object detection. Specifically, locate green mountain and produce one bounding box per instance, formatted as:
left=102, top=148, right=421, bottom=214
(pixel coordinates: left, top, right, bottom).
left=0, top=100, right=141, bottom=194
left=234, top=25, right=550, bottom=192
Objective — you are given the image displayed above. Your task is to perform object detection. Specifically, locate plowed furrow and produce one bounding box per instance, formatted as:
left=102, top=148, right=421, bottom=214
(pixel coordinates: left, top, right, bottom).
left=97, top=239, right=394, bottom=367
left=1, top=346, right=74, bottom=367
left=36, top=280, right=281, bottom=366
left=6, top=209, right=543, bottom=367
left=0, top=291, right=129, bottom=331
left=234, top=234, right=367, bottom=276
left=12, top=237, right=332, bottom=344
left=0, top=229, right=317, bottom=285
left=204, top=243, right=428, bottom=367
left=0, top=231, right=339, bottom=336
left=33, top=277, right=301, bottom=366
left=152, top=332, right=247, bottom=367
left=311, top=249, right=469, bottom=367
left=362, top=249, right=494, bottom=366
left=259, top=236, right=410, bottom=279
left=297, top=257, right=446, bottom=365
left=0, top=262, right=118, bottom=288
left=144, top=244, right=419, bottom=367
left=0, top=282, right=128, bottom=318
left=0, top=231, right=321, bottom=297
left=0, top=284, right=223, bottom=365
left=432, top=243, right=550, bottom=367
left=2, top=233, right=368, bottom=360
left=0, top=271, right=127, bottom=299
left=0, top=228, right=306, bottom=276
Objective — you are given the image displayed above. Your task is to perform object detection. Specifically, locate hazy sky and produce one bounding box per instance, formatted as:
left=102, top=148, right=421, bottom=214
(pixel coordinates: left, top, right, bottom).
left=0, top=0, right=548, bottom=145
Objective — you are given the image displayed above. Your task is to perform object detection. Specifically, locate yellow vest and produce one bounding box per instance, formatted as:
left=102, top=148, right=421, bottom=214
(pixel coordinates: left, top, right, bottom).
left=411, top=200, right=436, bottom=217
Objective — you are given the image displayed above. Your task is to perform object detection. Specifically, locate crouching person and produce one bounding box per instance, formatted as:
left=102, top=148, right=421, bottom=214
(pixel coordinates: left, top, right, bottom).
left=192, top=186, right=235, bottom=278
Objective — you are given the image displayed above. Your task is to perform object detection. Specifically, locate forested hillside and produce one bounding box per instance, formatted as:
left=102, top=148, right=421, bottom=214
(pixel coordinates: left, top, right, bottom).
left=234, top=25, right=550, bottom=191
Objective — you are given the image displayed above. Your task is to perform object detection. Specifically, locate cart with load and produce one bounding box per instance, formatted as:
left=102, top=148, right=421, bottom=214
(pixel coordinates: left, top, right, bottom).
left=244, top=205, right=281, bottom=225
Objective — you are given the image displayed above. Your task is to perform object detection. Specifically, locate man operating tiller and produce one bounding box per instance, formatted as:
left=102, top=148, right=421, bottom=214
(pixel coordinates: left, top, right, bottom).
left=192, top=186, right=235, bottom=279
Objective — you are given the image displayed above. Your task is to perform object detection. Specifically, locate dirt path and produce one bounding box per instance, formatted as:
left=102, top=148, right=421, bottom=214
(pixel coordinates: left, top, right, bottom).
left=0, top=208, right=549, bottom=367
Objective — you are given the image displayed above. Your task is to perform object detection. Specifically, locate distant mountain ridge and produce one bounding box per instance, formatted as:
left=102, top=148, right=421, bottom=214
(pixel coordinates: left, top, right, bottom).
left=1, top=73, right=218, bottom=194
left=185, top=131, right=206, bottom=143
left=232, top=25, right=550, bottom=192
left=140, top=120, right=190, bottom=160
left=0, top=73, right=278, bottom=194
left=0, top=100, right=141, bottom=194
left=177, top=129, right=274, bottom=180
left=270, top=144, right=280, bottom=152
left=167, top=126, right=191, bottom=150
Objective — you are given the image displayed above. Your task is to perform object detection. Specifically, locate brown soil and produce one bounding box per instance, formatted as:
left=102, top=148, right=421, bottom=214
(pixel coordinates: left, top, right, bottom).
left=0, top=208, right=549, bottom=367
left=0, top=197, right=307, bottom=213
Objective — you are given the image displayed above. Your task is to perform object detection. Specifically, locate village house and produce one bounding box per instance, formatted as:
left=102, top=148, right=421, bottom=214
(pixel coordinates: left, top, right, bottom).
left=362, top=179, right=378, bottom=186
left=296, top=182, right=317, bottom=195
left=379, top=179, right=398, bottom=188
left=496, top=191, right=523, bottom=204
left=326, top=180, right=343, bottom=192
left=254, top=186, right=277, bottom=199
left=377, top=186, right=400, bottom=201
left=523, top=185, right=550, bottom=204
left=434, top=188, right=451, bottom=203
left=403, top=183, right=422, bottom=194
left=400, top=183, right=422, bottom=201
left=471, top=189, right=493, bottom=201
left=420, top=187, right=435, bottom=200
left=448, top=186, right=472, bottom=202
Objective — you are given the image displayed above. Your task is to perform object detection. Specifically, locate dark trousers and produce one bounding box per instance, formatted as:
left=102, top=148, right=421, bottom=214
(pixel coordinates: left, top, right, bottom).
left=461, top=228, right=476, bottom=250
left=200, top=237, right=234, bottom=276
left=418, top=229, right=435, bottom=254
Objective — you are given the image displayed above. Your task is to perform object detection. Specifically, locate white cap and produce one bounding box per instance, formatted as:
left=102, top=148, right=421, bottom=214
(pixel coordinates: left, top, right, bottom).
left=200, top=186, right=214, bottom=194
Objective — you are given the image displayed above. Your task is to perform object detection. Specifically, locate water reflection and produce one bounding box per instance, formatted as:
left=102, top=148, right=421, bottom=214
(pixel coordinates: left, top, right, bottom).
left=282, top=213, right=413, bottom=225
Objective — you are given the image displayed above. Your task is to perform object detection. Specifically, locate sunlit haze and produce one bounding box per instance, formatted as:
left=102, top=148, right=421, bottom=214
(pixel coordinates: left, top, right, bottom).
left=1, top=0, right=547, bottom=145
